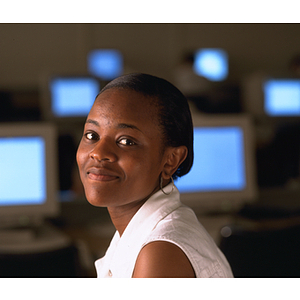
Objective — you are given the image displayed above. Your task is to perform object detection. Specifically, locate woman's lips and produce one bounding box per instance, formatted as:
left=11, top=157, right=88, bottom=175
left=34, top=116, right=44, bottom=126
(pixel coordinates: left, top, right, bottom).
left=87, top=168, right=119, bottom=182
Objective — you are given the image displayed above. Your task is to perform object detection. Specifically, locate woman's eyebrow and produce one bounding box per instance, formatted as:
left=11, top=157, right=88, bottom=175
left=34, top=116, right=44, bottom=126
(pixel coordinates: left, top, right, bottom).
left=85, top=119, right=142, bottom=133
left=117, top=123, right=143, bottom=133
left=86, top=119, right=100, bottom=126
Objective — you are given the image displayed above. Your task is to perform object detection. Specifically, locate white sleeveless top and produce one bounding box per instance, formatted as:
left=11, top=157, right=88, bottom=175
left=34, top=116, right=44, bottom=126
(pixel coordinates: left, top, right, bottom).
left=95, top=184, right=233, bottom=278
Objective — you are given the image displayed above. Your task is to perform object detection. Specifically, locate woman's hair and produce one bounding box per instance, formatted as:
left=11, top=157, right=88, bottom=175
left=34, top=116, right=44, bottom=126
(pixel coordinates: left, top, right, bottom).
left=98, top=73, right=194, bottom=180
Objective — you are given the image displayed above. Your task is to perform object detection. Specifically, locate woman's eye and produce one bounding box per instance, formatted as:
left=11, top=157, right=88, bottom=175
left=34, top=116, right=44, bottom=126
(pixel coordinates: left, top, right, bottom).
left=85, top=132, right=98, bottom=141
left=118, top=138, right=136, bottom=146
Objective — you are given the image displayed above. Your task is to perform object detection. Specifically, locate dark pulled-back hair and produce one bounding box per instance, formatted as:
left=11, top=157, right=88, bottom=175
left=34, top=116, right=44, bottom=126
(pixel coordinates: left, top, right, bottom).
left=98, top=73, right=194, bottom=180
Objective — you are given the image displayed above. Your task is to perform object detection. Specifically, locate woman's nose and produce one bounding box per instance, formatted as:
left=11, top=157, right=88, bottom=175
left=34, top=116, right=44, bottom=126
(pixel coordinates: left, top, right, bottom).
left=89, top=137, right=117, bottom=162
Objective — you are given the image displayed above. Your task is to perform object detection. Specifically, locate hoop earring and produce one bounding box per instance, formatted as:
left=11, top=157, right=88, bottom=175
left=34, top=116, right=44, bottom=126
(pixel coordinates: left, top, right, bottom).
left=160, top=176, right=175, bottom=195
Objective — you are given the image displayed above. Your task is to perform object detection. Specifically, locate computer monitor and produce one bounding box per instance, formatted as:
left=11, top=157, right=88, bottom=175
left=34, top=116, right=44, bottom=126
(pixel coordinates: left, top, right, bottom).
left=242, top=75, right=300, bottom=119
left=177, top=114, right=257, bottom=212
left=193, top=48, right=228, bottom=81
left=264, top=78, right=300, bottom=116
left=0, top=123, right=59, bottom=228
left=40, top=75, right=100, bottom=122
left=87, top=49, right=123, bottom=81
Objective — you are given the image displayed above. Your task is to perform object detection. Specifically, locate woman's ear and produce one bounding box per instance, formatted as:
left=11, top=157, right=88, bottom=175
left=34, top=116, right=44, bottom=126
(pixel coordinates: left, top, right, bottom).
left=161, top=146, right=188, bottom=179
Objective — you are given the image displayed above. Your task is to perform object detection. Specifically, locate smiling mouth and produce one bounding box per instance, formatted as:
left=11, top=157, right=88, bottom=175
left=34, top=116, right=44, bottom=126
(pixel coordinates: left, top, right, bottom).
left=87, top=171, right=119, bottom=182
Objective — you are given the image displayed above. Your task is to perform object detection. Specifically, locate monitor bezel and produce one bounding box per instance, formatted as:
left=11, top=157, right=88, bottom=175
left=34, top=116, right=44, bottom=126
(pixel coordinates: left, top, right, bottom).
left=178, top=113, right=258, bottom=212
left=263, top=77, right=300, bottom=117
left=0, top=123, right=59, bottom=226
left=242, top=74, right=300, bottom=122
left=39, top=73, right=101, bottom=123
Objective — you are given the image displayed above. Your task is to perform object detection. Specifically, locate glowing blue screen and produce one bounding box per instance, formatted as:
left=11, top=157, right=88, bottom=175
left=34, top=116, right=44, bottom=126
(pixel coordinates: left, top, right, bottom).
left=176, top=127, right=246, bottom=193
left=193, top=48, right=228, bottom=81
left=0, top=137, right=46, bottom=206
left=264, top=79, right=300, bottom=116
left=87, top=49, right=123, bottom=80
left=50, top=77, right=100, bottom=117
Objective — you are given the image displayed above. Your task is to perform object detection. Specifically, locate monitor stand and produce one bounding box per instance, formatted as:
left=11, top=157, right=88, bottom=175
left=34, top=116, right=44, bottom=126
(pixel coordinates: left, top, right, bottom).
left=0, top=223, right=71, bottom=254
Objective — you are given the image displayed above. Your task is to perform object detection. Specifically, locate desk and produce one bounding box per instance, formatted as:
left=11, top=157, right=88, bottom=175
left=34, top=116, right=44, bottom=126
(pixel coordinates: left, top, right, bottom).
left=0, top=225, right=81, bottom=277
left=219, top=215, right=300, bottom=277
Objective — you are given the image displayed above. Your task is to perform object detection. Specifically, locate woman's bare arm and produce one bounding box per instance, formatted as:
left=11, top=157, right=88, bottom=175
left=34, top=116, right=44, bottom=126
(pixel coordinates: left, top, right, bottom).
left=132, top=241, right=195, bottom=278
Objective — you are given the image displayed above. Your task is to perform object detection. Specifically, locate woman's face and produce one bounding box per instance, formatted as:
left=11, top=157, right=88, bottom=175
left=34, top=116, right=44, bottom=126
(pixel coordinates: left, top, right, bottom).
left=76, top=88, right=170, bottom=209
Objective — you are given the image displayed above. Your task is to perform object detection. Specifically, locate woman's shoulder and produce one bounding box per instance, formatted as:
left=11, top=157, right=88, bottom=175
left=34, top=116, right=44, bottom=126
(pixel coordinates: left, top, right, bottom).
left=151, top=204, right=209, bottom=239
left=132, top=240, right=196, bottom=278
left=141, top=204, right=233, bottom=278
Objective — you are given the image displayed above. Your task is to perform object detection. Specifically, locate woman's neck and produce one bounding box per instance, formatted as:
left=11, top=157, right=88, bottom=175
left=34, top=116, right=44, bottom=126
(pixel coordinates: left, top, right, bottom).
left=107, top=198, right=147, bottom=236
left=107, top=185, right=161, bottom=236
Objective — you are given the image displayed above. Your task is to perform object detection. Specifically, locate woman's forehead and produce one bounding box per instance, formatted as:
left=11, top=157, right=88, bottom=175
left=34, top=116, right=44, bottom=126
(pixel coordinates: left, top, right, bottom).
left=89, top=88, right=160, bottom=127
left=96, top=87, right=154, bottom=103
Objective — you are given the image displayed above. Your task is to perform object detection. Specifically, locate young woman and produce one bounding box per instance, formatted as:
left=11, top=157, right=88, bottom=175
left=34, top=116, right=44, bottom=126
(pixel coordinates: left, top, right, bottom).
left=76, top=73, right=233, bottom=278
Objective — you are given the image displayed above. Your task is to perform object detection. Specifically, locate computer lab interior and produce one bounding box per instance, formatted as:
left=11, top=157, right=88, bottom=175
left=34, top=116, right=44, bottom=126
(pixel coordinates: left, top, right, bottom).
left=0, top=23, right=300, bottom=278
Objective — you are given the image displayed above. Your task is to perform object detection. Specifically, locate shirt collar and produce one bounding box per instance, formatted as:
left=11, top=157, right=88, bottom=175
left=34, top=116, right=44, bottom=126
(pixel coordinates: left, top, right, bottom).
left=109, top=183, right=181, bottom=277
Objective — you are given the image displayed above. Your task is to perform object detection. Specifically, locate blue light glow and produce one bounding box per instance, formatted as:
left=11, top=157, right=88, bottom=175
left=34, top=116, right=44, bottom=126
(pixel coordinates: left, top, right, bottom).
left=264, top=79, right=300, bottom=116
left=87, top=49, right=123, bottom=80
left=193, top=49, right=228, bottom=81
left=50, top=77, right=100, bottom=117
left=0, top=137, right=46, bottom=206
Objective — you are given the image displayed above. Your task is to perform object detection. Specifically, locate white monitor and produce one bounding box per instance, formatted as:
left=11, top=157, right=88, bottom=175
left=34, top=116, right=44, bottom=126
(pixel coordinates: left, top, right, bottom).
left=242, top=74, right=300, bottom=119
left=0, top=123, right=59, bottom=228
left=40, top=75, right=100, bottom=122
left=177, top=114, right=257, bottom=212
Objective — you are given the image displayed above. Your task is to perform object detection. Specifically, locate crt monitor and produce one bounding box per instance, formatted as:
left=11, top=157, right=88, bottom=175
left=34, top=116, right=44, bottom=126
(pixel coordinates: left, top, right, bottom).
left=176, top=114, right=257, bottom=212
left=0, top=123, right=59, bottom=227
left=263, top=78, right=300, bottom=116
left=87, top=49, right=123, bottom=81
left=40, top=75, right=100, bottom=121
left=242, top=75, right=300, bottom=119
left=193, top=48, right=228, bottom=82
